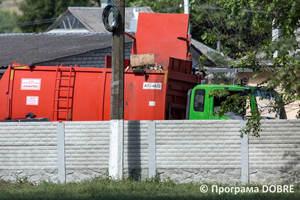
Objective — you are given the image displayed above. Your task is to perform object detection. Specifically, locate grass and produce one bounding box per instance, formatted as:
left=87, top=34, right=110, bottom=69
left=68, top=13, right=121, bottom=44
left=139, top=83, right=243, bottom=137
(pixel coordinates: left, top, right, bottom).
left=0, top=174, right=300, bottom=200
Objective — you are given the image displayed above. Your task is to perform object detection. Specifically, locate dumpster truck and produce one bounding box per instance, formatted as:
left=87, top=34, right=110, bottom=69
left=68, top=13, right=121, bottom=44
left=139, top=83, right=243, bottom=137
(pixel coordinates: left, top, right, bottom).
left=0, top=59, right=198, bottom=121
left=0, top=63, right=286, bottom=121
left=0, top=12, right=285, bottom=121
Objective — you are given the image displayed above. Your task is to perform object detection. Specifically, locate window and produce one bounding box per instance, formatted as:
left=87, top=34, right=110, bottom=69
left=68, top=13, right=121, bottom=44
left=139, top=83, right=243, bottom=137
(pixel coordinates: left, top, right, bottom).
left=194, top=89, right=205, bottom=112
left=55, top=15, right=86, bottom=30
left=213, top=90, right=245, bottom=119
left=254, top=89, right=286, bottom=119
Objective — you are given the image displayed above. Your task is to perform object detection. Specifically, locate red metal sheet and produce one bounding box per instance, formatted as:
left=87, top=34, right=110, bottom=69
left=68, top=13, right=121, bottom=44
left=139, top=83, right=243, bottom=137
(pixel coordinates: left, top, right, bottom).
left=0, top=66, right=11, bottom=120
left=105, top=55, right=130, bottom=68
left=132, top=13, right=190, bottom=67
left=124, top=70, right=167, bottom=120
left=0, top=64, right=184, bottom=121
left=0, top=63, right=197, bottom=121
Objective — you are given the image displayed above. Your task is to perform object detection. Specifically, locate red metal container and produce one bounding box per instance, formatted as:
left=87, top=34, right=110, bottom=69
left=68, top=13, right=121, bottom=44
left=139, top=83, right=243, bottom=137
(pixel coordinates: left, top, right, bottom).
left=0, top=60, right=197, bottom=121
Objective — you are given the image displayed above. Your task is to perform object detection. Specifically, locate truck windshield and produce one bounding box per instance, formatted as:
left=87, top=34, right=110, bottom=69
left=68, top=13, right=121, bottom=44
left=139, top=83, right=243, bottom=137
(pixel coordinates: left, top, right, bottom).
left=254, top=89, right=286, bottom=119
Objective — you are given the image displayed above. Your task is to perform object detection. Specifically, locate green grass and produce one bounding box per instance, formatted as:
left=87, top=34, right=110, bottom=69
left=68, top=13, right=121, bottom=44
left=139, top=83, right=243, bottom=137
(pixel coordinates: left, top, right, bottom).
left=1, top=175, right=300, bottom=200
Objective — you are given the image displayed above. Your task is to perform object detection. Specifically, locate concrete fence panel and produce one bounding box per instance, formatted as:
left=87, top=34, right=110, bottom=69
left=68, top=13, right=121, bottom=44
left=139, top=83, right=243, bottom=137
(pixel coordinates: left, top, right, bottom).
left=249, top=120, right=300, bottom=184
left=0, top=122, right=58, bottom=182
left=0, top=119, right=299, bottom=184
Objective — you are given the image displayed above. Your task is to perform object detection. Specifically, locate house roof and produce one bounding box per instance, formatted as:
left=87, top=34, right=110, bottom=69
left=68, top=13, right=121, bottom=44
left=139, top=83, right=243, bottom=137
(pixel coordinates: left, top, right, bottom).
left=46, top=7, right=154, bottom=32
left=0, top=32, right=133, bottom=67
left=191, top=39, right=232, bottom=67
left=0, top=32, right=216, bottom=68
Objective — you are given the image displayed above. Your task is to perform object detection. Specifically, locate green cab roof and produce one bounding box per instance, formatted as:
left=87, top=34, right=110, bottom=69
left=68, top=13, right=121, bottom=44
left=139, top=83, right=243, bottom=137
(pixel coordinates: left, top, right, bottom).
left=193, top=84, right=250, bottom=90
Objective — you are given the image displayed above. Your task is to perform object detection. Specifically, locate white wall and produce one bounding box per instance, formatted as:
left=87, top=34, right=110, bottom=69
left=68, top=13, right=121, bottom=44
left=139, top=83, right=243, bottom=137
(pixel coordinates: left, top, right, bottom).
left=0, top=120, right=299, bottom=184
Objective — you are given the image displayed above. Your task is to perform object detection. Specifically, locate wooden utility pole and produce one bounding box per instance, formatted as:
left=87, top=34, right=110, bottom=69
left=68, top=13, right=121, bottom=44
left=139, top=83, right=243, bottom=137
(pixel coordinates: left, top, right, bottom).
left=109, top=0, right=125, bottom=179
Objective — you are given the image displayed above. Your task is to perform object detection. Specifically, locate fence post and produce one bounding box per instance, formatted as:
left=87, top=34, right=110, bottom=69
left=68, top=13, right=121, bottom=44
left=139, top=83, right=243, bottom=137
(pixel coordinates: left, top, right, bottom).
left=109, top=120, right=124, bottom=179
left=57, top=122, right=66, bottom=183
left=241, top=120, right=249, bottom=184
left=148, top=121, right=156, bottom=178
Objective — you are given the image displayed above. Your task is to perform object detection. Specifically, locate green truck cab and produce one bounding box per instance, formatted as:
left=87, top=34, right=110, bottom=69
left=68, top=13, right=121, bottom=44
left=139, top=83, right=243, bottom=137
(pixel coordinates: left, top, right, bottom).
left=186, top=84, right=287, bottom=120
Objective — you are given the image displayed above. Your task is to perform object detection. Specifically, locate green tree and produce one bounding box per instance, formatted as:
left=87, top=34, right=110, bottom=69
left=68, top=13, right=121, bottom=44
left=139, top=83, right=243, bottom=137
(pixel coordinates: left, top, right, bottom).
left=190, top=0, right=271, bottom=59
left=16, top=0, right=91, bottom=33
left=207, top=0, right=300, bottom=136
left=0, top=10, right=22, bottom=33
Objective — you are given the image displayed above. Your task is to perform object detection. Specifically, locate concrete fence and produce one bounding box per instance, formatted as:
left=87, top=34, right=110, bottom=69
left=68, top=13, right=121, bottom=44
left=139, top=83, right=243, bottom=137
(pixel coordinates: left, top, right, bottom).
left=0, top=120, right=299, bottom=185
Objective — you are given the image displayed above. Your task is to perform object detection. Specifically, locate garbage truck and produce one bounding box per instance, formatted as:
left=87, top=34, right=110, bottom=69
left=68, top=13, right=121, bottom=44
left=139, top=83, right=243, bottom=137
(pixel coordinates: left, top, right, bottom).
left=0, top=12, right=286, bottom=121
left=0, top=59, right=199, bottom=121
left=0, top=62, right=286, bottom=121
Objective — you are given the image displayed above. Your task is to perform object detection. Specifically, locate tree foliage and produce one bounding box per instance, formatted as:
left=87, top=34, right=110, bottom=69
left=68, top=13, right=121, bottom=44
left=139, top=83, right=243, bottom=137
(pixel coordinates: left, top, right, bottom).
left=0, top=10, right=21, bottom=33
left=222, top=0, right=300, bottom=111
left=190, top=0, right=271, bottom=59
left=209, top=89, right=263, bottom=137
left=16, top=0, right=91, bottom=33
left=206, top=0, right=300, bottom=136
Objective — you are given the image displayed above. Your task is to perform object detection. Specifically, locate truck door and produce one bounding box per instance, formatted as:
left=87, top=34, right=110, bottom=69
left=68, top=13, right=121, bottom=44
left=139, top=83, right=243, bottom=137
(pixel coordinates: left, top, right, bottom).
left=188, top=88, right=210, bottom=120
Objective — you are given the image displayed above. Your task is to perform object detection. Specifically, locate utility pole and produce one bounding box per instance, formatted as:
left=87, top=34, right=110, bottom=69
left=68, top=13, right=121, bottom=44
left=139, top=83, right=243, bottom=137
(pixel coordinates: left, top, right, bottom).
left=184, top=0, right=190, bottom=35
left=109, top=0, right=125, bottom=179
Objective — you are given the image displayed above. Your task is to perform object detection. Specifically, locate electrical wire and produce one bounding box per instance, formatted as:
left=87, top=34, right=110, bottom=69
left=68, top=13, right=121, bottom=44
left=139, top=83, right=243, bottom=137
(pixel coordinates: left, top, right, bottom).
left=0, top=15, right=82, bottom=29
left=0, top=17, right=58, bottom=29
left=0, top=2, right=183, bottom=30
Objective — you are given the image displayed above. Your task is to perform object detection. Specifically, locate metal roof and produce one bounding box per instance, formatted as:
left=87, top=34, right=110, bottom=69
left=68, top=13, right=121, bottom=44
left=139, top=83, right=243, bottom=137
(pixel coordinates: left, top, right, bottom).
left=0, top=31, right=218, bottom=68
left=191, top=39, right=233, bottom=67
left=0, top=32, right=133, bottom=67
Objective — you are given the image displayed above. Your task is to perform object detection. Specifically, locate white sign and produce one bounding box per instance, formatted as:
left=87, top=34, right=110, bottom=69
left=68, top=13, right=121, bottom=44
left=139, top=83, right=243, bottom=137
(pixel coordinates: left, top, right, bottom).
left=21, top=78, right=41, bottom=90
left=143, top=82, right=162, bottom=90
left=149, top=101, right=156, bottom=106
left=26, top=96, right=39, bottom=105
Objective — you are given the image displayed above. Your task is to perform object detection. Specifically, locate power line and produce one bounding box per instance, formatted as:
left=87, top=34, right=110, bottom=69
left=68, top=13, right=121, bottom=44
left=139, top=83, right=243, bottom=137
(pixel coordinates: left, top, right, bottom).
left=0, top=4, right=183, bottom=30
left=0, top=3, right=265, bottom=30
left=0, top=15, right=79, bottom=29
left=0, top=18, right=58, bottom=29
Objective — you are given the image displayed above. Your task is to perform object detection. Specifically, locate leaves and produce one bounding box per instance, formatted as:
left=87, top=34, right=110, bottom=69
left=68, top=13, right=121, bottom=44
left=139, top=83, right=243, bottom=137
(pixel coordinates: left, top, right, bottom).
left=0, top=10, right=21, bottom=33
left=16, top=0, right=90, bottom=33
left=241, top=111, right=262, bottom=138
